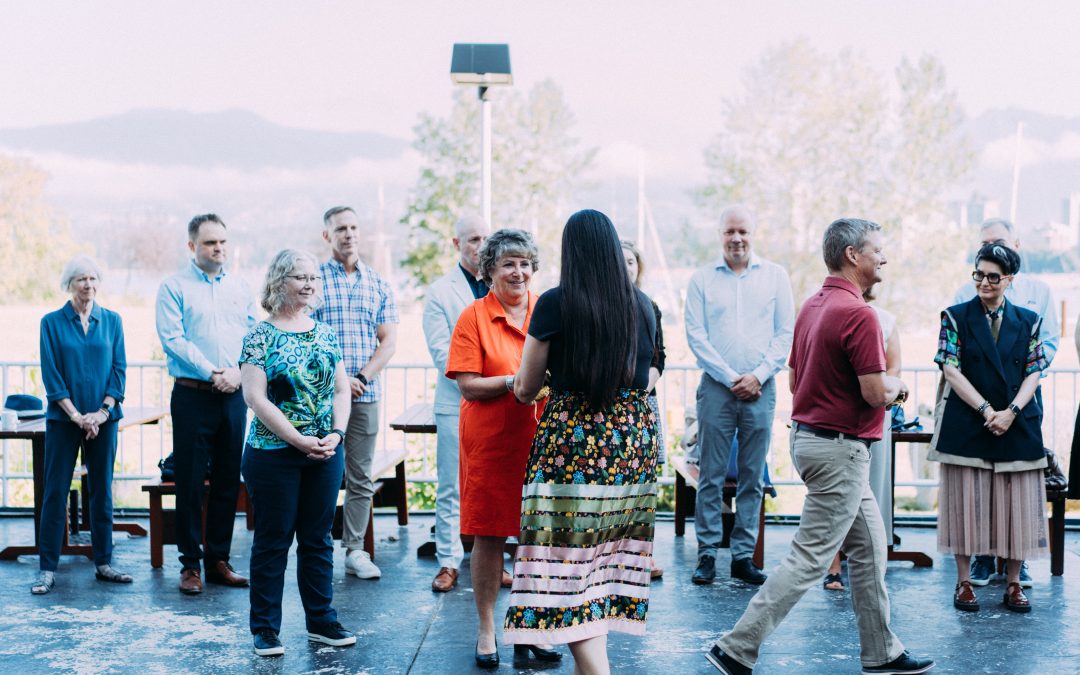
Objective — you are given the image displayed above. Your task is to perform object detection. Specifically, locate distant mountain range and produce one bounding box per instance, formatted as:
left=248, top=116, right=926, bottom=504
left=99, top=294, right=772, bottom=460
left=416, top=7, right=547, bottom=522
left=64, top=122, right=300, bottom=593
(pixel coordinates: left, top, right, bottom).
left=0, top=108, right=408, bottom=169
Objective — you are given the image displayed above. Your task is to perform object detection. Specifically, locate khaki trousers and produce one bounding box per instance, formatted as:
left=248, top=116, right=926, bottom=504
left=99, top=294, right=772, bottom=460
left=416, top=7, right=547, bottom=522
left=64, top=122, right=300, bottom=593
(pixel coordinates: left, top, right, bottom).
left=341, top=401, right=378, bottom=551
left=716, top=428, right=905, bottom=669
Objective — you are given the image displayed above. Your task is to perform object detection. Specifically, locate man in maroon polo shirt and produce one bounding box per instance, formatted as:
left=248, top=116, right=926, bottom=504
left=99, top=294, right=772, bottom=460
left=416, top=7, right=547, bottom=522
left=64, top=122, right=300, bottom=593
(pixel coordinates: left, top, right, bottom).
left=707, top=219, right=935, bottom=675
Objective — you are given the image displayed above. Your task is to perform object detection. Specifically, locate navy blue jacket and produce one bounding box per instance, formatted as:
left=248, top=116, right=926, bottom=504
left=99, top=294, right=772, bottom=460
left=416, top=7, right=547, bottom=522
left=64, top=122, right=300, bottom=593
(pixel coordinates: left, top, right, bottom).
left=937, top=298, right=1042, bottom=463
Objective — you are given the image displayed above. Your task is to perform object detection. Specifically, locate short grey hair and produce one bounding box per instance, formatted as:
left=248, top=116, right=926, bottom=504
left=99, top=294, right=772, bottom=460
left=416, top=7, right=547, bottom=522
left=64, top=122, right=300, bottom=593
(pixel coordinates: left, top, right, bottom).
left=980, top=217, right=1015, bottom=237
left=478, top=228, right=539, bottom=284
left=719, top=204, right=755, bottom=229
left=59, top=255, right=103, bottom=291
left=260, top=249, right=322, bottom=315
left=454, top=214, right=488, bottom=239
left=822, top=218, right=882, bottom=273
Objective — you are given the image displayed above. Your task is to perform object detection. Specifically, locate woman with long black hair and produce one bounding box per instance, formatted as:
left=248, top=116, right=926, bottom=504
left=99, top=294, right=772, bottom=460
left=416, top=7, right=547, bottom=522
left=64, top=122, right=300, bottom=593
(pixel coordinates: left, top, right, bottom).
left=503, top=209, right=659, bottom=675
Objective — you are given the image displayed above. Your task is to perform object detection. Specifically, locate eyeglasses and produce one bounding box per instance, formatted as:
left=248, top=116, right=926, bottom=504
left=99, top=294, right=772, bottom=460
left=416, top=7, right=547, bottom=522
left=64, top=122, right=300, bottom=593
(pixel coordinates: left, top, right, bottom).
left=287, top=275, right=321, bottom=284
left=972, top=270, right=1009, bottom=285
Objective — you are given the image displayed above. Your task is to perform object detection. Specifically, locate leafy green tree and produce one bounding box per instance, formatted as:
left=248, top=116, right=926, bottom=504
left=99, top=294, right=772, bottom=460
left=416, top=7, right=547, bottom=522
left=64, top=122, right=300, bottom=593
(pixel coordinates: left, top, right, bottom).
left=0, top=155, right=77, bottom=301
left=697, top=41, right=974, bottom=326
left=400, top=81, right=596, bottom=290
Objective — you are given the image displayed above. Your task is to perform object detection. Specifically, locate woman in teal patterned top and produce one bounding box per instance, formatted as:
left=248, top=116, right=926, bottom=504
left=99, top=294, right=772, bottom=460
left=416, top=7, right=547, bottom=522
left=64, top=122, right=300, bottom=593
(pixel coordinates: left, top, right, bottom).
left=239, top=249, right=355, bottom=657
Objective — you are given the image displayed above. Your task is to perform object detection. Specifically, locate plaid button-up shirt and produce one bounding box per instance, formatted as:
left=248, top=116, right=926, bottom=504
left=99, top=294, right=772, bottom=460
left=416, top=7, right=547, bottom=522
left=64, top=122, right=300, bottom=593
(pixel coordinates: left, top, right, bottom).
left=312, top=258, right=398, bottom=402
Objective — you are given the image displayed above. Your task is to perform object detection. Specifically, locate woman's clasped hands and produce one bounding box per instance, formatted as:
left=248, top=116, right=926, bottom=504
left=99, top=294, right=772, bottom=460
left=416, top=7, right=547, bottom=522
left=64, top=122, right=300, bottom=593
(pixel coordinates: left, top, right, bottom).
left=983, top=407, right=1015, bottom=437
left=295, top=432, right=342, bottom=460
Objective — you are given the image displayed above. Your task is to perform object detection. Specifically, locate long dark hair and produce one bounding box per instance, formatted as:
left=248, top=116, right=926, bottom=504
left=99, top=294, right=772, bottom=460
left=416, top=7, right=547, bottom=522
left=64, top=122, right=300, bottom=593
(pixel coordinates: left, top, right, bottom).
left=559, top=209, right=639, bottom=409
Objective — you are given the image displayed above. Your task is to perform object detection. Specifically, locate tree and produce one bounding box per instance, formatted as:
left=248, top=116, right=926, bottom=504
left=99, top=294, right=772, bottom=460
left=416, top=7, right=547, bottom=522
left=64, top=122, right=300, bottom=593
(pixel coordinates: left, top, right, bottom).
left=697, top=41, right=974, bottom=326
left=0, top=155, right=78, bottom=301
left=400, top=81, right=596, bottom=290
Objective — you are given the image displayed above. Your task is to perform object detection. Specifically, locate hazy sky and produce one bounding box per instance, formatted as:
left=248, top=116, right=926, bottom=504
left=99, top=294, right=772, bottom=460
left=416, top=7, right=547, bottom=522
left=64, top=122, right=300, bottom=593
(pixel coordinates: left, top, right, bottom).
left=3, top=0, right=1079, bottom=184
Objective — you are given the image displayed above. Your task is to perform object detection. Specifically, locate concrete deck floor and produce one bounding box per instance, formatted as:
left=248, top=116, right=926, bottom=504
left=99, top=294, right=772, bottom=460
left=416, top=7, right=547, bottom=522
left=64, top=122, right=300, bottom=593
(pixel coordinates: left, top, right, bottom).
left=0, top=513, right=1077, bottom=675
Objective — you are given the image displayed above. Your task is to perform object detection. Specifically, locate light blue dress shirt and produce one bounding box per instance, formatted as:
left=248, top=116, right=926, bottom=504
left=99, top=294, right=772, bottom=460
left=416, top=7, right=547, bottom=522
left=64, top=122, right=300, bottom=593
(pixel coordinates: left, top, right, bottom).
left=684, top=253, right=795, bottom=387
left=952, top=274, right=1059, bottom=365
left=156, top=261, right=257, bottom=380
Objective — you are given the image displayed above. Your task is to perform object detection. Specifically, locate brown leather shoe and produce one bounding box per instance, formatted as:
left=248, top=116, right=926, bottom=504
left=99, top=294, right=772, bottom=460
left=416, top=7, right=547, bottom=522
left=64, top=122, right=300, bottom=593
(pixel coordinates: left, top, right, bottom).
left=501, top=569, right=513, bottom=588
left=205, top=560, right=249, bottom=587
left=431, top=567, right=459, bottom=592
left=179, top=568, right=203, bottom=595
left=953, top=580, right=978, bottom=611
left=1003, top=581, right=1031, bottom=613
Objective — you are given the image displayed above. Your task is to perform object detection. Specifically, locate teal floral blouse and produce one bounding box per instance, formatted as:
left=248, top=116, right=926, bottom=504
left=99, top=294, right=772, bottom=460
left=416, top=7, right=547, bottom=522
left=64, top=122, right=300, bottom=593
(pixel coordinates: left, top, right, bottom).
left=239, top=321, right=342, bottom=449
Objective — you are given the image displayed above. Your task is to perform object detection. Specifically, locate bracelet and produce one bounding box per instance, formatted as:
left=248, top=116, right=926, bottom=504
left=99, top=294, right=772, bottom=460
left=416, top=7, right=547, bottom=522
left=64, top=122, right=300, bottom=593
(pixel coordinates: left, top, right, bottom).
left=505, top=375, right=514, bottom=392
left=976, top=400, right=990, bottom=415
left=357, top=373, right=368, bottom=385
left=98, top=408, right=110, bottom=420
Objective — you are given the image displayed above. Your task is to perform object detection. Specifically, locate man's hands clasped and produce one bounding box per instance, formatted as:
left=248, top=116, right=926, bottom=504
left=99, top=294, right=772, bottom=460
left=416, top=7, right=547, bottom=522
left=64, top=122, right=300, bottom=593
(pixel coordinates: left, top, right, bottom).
left=730, top=374, right=762, bottom=401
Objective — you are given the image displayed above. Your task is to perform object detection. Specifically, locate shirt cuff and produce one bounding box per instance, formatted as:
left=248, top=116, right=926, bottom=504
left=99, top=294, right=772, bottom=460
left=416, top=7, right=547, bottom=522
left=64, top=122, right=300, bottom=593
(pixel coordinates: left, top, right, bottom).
left=751, top=365, right=773, bottom=385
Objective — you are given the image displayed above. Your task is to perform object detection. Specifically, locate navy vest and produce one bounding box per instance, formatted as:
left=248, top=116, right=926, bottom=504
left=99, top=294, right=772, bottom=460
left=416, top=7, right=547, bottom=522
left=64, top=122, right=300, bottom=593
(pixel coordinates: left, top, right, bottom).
left=937, top=298, right=1043, bottom=463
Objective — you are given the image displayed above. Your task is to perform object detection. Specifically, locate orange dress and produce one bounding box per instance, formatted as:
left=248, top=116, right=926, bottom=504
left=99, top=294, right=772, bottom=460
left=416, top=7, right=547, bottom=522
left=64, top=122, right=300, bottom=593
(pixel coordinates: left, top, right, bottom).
left=447, top=291, right=544, bottom=537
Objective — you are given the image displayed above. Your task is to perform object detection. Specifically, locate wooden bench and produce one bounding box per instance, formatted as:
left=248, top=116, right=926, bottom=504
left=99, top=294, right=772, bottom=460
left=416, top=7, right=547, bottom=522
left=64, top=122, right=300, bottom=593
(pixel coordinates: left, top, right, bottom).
left=141, top=481, right=253, bottom=569
left=331, top=445, right=410, bottom=561
left=673, top=456, right=776, bottom=570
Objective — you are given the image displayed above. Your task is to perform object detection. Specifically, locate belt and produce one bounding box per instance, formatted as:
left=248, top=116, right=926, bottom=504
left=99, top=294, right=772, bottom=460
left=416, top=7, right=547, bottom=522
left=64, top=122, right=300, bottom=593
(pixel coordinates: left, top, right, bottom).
left=175, top=377, right=216, bottom=392
left=793, top=422, right=873, bottom=448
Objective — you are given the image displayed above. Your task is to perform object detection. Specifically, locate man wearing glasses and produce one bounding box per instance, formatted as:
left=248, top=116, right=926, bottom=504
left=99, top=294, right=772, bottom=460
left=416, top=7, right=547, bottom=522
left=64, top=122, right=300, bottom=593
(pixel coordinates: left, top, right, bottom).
left=313, top=206, right=398, bottom=580
left=157, top=213, right=257, bottom=595
left=951, top=217, right=1058, bottom=589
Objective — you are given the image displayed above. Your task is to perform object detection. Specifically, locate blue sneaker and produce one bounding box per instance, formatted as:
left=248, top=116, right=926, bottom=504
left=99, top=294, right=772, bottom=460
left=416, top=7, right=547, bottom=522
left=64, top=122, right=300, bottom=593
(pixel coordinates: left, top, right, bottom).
left=1018, top=561, right=1033, bottom=588
left=969, top=556, right=994, bottom=586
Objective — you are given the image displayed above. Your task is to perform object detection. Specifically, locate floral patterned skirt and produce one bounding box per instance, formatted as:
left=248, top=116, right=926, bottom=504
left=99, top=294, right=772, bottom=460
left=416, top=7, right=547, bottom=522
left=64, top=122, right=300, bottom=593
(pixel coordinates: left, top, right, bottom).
left=503, top=389, right=658, bottom=645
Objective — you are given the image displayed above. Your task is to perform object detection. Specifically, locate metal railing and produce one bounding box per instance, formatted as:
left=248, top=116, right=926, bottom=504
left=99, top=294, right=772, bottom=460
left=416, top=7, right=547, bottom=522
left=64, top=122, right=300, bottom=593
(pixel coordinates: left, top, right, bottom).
left=1, top=360, right=1077, bottom=511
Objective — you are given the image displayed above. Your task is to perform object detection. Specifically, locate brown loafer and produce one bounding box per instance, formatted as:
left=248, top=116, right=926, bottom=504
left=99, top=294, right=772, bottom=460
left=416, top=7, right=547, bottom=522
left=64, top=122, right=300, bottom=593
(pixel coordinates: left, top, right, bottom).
left=205, top=560, right=249, bottom=587
left=1003, top=581, right=1031, bottom=613
left=501, top=569, right=513, bottom=588
left=179, top=568, right=203, bottom=595
left=953, top=580, right=978, bottom=612
left=431, top=567, right=459, bottom=593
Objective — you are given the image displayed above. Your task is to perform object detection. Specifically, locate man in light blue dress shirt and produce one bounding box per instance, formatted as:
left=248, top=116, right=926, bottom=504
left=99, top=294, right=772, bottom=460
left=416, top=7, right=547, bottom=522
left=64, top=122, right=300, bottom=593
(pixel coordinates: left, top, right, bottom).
left=950, top=218, right=1058, bottom=589
left=156, top=214, right=257, bottom=595
left=685, top=205, right=795, bottom=587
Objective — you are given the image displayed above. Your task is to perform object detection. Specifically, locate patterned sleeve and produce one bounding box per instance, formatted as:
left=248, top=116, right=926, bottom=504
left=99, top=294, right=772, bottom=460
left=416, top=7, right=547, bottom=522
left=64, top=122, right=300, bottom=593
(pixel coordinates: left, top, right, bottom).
left=1025, top=317, right=1049, bottom=375
left=239, top=322, right=269, bottom=369
left=933, top=310, right=960, bottom=369
left=321, top=323, right=343, bottom=364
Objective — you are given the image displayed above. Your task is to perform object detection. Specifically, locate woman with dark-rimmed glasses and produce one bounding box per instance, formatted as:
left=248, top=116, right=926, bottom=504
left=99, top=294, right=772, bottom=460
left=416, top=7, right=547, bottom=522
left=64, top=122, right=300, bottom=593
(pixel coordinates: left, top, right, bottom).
left=930, top=242, right=1049, bottom=614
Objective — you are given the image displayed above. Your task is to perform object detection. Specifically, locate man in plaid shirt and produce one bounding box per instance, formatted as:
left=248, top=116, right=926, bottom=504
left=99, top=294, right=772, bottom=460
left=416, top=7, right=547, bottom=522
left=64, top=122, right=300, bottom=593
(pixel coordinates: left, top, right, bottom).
left=313, top=206, right=398, bottom=580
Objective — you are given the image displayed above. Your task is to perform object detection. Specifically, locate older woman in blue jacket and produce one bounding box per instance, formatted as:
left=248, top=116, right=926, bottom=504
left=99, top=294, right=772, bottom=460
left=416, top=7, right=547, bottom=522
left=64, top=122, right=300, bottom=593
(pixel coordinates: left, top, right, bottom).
left=931, top=243, right=1048, bottom=614
left=32, top=256, right=129, bottom=595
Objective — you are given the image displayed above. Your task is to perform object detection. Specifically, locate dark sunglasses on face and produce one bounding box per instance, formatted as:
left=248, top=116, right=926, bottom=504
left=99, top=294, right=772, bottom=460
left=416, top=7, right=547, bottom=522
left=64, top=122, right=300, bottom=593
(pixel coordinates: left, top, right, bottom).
left=972, top=270, right=1007, bottom=285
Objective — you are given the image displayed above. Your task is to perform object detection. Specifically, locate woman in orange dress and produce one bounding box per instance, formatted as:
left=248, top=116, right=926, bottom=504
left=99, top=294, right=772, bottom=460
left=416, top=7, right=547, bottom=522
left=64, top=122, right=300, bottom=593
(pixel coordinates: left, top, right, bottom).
left=446, top=228, right=559, bottom=668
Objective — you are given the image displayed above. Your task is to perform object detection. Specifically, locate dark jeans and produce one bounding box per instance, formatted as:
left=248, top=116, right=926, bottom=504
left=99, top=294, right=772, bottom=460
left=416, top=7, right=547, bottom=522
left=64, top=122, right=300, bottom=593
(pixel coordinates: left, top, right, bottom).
left=242, top=442, right=344, bottom=634
left=170, top=384, right=247, bottom=570
left=39, top=419, right=118, bottom=570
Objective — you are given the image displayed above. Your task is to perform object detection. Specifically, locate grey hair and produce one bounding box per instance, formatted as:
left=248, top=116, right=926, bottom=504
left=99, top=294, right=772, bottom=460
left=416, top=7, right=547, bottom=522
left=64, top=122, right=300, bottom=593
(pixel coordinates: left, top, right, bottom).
left=719, top=204, right=755, bottom=229
left=454, top=214, right=488, bottom=239
left=478, top=228, right=540, bottom=284
left=59, top=255, right=104, bottom=291
left=323, top=206, right=356, bottom=228
left=260, top=249, right=322, bottom=315
left=822, top=218, right=882, bottom=273
left=980, top=217, right=1015, bottom=237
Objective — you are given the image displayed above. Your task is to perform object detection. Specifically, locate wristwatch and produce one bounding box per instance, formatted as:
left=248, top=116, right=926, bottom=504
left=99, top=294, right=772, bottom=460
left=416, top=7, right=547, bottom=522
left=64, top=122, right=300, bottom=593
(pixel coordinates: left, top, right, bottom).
left=1007, top=403, right=1021, bottom=416
left=357, top=373, right=368, bottom=385
left=505, top=375, right=514, bottom=392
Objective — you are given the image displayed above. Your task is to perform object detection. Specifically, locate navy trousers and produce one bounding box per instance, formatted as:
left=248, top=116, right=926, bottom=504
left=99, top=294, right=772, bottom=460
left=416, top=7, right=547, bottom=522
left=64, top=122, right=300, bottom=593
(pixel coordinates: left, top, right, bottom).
left=39, top=419, right=118, bottom=570
left=170, top=384, right=246, bottom=570
left=242, top=443, right=344, bottom=634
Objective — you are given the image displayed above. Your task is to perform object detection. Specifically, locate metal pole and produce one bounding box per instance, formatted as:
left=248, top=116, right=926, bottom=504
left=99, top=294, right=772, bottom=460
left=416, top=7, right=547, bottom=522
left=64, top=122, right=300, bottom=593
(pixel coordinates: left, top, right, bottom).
left=479, top=86, right=492, bottom=226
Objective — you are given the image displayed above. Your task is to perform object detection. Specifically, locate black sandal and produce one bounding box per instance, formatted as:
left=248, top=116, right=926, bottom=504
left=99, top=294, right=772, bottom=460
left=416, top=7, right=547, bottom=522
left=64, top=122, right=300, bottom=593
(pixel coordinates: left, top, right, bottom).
left=823, top=573, right=844, bottom=591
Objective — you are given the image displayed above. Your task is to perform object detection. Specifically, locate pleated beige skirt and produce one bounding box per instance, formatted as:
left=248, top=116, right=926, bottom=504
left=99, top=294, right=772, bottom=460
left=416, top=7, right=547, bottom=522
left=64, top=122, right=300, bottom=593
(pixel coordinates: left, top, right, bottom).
left=937, top=464, right=1048, bottom=560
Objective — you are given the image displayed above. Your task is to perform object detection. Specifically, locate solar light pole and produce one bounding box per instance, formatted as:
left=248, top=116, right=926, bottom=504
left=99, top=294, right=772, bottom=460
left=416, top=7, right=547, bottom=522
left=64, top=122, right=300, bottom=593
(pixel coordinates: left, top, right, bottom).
left=450, top=43, right=512, bottom=227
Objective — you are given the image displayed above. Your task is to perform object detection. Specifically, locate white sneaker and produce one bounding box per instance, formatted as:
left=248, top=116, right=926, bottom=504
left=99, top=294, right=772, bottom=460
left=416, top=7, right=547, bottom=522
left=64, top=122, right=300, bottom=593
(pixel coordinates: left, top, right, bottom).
left=344, top=550, right=381, bottom=579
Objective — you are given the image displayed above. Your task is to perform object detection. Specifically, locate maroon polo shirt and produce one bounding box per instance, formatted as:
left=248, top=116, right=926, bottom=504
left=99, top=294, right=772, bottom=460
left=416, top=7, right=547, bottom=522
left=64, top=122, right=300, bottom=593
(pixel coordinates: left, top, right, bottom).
left=789, top=276, right=886, bottom=439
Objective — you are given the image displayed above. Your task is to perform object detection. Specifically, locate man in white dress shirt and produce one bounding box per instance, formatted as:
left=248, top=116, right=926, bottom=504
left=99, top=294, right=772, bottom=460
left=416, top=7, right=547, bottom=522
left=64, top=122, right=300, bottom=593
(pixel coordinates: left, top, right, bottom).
left=422, top=215, right=490, bottom=592
left=952, top=217, right=1058, bottom=589
left=685, top=205, right=795, bottom=586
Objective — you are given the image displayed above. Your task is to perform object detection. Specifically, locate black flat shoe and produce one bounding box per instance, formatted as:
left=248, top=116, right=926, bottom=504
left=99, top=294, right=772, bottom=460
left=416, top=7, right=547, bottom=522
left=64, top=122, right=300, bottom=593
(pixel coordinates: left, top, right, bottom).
left=475, top=639, right=499, bottom=669
left=514, top=644, right=564, bottom=662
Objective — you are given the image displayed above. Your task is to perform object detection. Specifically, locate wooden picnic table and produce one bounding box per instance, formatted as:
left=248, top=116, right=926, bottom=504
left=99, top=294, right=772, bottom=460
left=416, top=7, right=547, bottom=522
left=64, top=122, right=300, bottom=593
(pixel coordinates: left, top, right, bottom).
left=0, top=406, right=168, bottom=561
